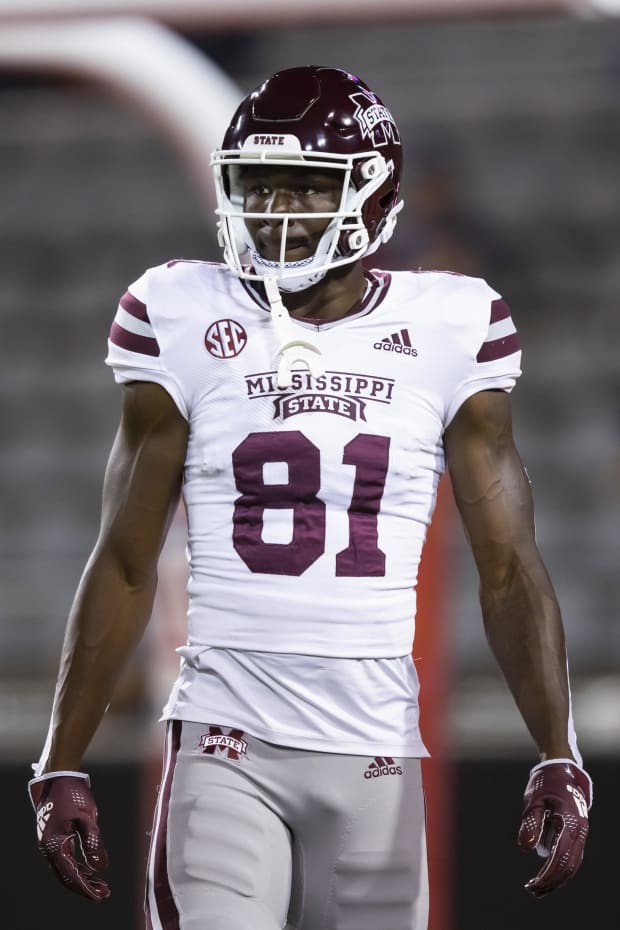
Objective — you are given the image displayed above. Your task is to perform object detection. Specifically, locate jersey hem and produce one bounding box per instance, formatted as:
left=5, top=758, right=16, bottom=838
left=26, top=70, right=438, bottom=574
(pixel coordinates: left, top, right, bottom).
left=182, top=640, right=415, bottom=659
left=444, top=374, right=518, bottom=428
left=110, top=366, right=190, bottom=420
left=159, top=710, right=430, bottom=759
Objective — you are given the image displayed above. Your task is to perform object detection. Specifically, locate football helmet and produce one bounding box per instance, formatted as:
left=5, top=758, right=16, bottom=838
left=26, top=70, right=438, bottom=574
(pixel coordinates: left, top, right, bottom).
left=211, top=66, right=403, bottom=292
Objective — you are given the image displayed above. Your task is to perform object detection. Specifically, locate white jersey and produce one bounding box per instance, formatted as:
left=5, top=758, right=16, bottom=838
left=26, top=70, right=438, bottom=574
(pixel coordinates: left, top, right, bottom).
left=106, top=261, right=521, bottom=755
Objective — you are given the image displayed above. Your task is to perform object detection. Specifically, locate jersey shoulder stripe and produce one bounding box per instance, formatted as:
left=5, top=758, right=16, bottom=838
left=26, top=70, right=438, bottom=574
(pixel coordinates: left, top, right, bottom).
left=476, top=298, right=520, bottom=363
left=109, top=290, right=160, bottom=358
left=109, top=321, right=160, bottom=357
left=119, top=289, right=149, bottom=322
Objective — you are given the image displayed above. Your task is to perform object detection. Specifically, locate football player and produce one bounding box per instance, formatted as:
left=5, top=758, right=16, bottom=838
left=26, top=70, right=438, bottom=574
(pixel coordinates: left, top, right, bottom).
left=29, top=67, right=591, bottom=929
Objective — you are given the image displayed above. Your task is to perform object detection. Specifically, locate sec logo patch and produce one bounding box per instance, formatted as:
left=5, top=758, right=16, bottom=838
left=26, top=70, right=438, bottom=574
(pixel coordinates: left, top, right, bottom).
left=205, top=319, right=248, bottom=359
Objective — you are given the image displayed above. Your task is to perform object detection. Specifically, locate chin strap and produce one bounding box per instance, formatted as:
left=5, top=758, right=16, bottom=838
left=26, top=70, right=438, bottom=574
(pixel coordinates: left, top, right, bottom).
left=263, top=276, right=324, bottom=389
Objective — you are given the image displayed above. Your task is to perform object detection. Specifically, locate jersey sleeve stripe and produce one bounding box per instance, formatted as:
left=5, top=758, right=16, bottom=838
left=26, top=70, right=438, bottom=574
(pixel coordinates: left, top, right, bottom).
left=109, top=321, right=160, bottom=357
left=120, top=290, right=150, bottom=322
left=476, top=331, right=521, bottom=363
left=489, top=298, right=511, bottom=324
left=115, top=306, right=156, bottom=338
left=487, top=316, right=517, bottom=341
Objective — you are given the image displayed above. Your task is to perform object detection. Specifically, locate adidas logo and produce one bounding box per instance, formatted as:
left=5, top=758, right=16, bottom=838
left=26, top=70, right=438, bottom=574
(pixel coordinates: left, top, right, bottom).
left=363, top=756, right=403, bottom=779
left=36, top=801, right=54, bottom=840
left=373, top=329, right=417, bottom=356
left=567, top=784, right=589, bottom=818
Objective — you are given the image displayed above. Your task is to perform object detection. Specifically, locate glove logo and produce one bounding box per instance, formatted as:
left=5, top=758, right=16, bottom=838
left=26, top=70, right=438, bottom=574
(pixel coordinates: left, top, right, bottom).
left=567, top=784, right=588, bottom=818
left=36, top=801, right=54, bottom=841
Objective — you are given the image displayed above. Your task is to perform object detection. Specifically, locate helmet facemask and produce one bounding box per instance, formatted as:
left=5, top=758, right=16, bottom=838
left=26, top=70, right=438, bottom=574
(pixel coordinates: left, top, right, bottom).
left=211, top=144, right=401, bottom=292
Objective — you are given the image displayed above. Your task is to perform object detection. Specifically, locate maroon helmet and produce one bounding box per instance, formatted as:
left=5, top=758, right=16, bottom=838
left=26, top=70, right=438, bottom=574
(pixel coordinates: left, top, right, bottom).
left=211, top=66, right=404, bottom=290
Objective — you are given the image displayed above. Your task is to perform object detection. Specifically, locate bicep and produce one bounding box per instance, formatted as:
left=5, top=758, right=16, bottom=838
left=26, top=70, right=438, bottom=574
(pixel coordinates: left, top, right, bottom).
left=96, top=381, right=189, bottom=583
left=444, top=390, right=537, bottom=589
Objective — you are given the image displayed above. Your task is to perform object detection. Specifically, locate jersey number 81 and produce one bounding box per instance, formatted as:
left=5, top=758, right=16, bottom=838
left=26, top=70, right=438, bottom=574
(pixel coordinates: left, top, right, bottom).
left=232, top=430, right=390, bottom=577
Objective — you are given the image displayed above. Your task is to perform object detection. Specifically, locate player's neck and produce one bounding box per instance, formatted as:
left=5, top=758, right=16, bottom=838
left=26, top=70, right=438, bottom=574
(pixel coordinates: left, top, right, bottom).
left=280, top=263, right=368, bottom=322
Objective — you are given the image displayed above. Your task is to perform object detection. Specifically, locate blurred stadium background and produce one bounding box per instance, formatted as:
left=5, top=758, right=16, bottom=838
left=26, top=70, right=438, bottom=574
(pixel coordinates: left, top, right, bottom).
left=1, top=2, right=618, bottom=928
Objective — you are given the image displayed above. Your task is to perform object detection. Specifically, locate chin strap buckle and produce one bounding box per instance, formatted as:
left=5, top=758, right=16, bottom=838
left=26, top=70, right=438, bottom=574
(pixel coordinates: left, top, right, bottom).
left=263, top=276, right=324, bottom=389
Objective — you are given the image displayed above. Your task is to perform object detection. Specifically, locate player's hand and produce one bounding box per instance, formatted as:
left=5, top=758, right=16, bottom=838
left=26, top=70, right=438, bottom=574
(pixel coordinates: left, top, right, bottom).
left=517, top=758, right=592, bottom=897
left=28, top=772, right=110, bottom=901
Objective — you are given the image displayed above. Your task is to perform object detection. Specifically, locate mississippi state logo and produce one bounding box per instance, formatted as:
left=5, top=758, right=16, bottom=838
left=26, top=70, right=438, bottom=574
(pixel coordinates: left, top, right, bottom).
left=199, top=726, right=248, bottom=761
left=349, top=91, right=401, bottom=149
left=245, top=369, right=395, bottom=422
left=205, top=319, right=247, bottom=359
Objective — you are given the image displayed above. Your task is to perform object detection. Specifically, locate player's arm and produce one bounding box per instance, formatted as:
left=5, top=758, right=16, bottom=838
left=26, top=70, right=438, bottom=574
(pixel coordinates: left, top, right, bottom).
left=29, top=381, right=188, bottom=900
left=38, top=380, right=188, bottom=773
left=443, top=388, right=591, bottom=895
left=444, top=388, right=571, bottom=759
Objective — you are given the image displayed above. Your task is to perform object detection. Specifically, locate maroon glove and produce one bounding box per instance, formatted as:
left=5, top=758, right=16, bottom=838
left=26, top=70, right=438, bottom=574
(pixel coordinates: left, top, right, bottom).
left=28, top=772, right=110, bottom=901
left=517, top=758, right=592, bottom=897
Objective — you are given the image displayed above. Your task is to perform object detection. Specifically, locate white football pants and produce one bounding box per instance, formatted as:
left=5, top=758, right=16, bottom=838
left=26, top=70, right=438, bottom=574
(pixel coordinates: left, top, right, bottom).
left=146, top=720, right=428, bottom=930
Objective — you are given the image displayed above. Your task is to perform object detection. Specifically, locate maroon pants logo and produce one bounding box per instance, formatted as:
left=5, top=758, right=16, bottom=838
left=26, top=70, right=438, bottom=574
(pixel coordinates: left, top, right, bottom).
left=199, top=727, right=248, bottom=761
left=364, top=756, right=403, bottom=778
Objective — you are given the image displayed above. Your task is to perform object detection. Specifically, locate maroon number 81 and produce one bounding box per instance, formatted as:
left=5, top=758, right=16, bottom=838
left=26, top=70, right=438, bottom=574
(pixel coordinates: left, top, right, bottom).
left=232, top=430, right=390, bottom=576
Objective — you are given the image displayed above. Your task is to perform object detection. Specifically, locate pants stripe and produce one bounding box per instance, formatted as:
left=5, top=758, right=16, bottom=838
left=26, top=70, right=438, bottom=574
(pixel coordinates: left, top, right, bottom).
left=146, top=720, right=182, bottom=930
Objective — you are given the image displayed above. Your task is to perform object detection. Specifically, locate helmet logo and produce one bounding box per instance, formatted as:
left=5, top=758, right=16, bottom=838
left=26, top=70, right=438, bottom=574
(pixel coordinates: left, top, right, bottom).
left=349, top=92, right=401, bottom=149
left=241, top=133, right=302, bottom=153
left=252, top=134, right=285, bottom=146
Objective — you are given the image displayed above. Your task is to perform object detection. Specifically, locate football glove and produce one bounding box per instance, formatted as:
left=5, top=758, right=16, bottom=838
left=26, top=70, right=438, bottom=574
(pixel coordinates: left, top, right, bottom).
left=517, top=758, right=592, bottom=897
left=28, top=771, right=110, bottom=901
